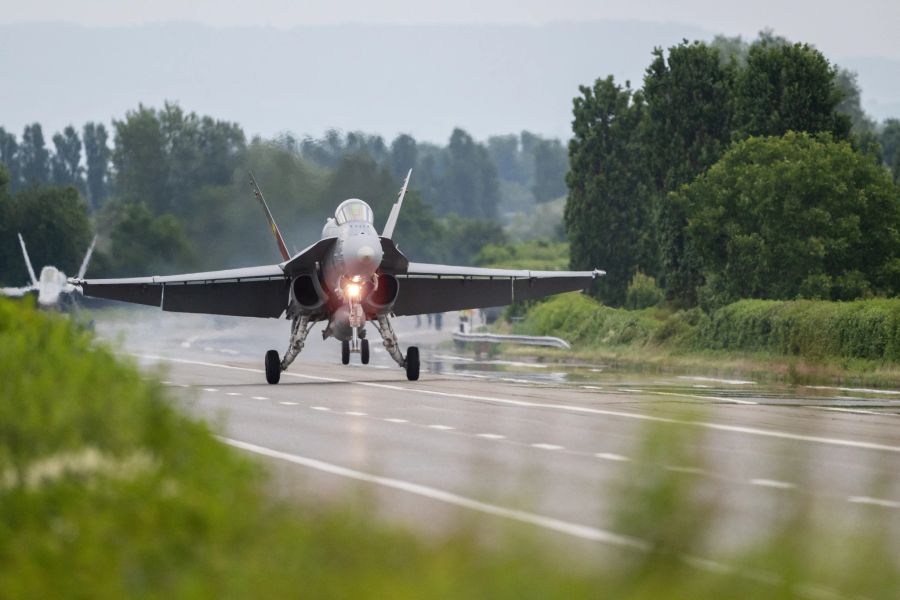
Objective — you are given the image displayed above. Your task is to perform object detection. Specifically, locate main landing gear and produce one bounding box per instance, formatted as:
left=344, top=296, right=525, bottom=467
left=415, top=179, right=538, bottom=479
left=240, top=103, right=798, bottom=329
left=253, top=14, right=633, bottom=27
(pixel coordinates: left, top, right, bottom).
left=264, top=314, right=419, bottom=384
left=265, top=315, right=313, bottom=385
left=372, top=315, right=419, bottom=381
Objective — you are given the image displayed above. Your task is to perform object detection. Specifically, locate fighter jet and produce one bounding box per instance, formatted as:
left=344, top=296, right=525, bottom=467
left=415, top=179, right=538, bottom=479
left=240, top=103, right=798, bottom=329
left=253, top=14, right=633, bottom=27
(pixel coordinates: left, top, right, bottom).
left=2, top=233, right=97, bottom=309
left=71, top=172, right=603, bottom=384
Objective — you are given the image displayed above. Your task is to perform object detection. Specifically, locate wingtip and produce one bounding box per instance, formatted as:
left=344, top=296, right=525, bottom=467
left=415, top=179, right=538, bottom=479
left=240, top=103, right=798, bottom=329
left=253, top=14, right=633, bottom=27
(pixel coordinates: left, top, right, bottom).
left=592, top=269, right=606, bottom=278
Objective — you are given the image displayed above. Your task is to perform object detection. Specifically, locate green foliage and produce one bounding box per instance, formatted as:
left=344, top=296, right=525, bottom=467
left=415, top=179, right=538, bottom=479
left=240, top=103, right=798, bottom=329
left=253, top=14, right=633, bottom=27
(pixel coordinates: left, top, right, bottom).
left=625, top=272, right=664, bottom=310
left=0, top=184, right=93, bottom=286
left=475, top=240, right=569, bottom=270
left=19, top=123, right=50, bottom=187
left=733, top=42, right=850, bottom=140
left=694, top=298, right=900, bottom=361
left=643, top=41, right=736, bottom=304
left=678, top=132, right=900, bottom=306
left=83, top=122, right=111, bottom=208
left=50, top=125, right=85, bottom=194
left=99, top=202, right=195, bottom=276
left=882, top=118, right=900, bottom=183
left=518, top=292, right=662, bottom=346
left=112, top=103, right=245, bottom=214
left=566, top=76, right=650, bottom=306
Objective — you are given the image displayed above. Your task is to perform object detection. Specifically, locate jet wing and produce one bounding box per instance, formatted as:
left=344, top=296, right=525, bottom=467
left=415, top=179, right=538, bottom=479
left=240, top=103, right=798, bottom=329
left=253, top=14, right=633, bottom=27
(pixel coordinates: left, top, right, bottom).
left=1, top=285, right=37, bottom=298
left=390, top=263, right=603, bottom=316
left=73, top=264, right=290, bottom=318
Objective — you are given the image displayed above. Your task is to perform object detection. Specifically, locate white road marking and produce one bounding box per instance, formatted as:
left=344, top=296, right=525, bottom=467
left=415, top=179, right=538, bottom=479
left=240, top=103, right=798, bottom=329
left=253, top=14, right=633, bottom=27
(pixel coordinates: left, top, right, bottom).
left=279, top=401, right=298, bottom=406
left=226, top=392, right=241, bottom=396
left=221, top=437, right=647, bottom=549
left=428, top=424, right=454, bottom=430
left=619, top=388, right=758, bottom=405
left=749, top=478, right=795, bottom=490
left=251, top=396, right=268, bottom=401
left=531, top=443, right=564, bottom=450
left=817, top=407, right=893, bottom=417
left=678, top=376, right=755, bottom=385
left=581, top=385, right=603, bottom=390
left=202, top=388, right=218, bottom=392
left=476, top=433, right=505, bottom=440
left=847, top=496, right=900, bottom=508
left=136, top=354, right=900, bottom=454
left=807, top=385, right=900, bottom=396
left=176, top=383, right=189, bottom=388
left=220, top=437, right=838, bottom=597
left=161, top=380, right=173, bottom=385
left=384, top=418, right=408, bottom=423
left=311, top=406, right=330, bottom=411
left=594, top=452, right=629, bottom=462
left=345, top=411, right=367, bottom=416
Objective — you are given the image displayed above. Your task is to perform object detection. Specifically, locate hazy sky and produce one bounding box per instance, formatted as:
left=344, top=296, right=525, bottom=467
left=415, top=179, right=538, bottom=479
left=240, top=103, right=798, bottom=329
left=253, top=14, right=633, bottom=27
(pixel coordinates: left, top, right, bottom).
left=4, top=0, right=899, bottom=60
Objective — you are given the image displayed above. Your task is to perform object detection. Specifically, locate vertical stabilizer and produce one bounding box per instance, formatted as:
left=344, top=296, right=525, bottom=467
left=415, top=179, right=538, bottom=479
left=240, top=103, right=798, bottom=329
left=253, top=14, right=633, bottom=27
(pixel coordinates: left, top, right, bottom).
left=248, top=172, right=292, bottom=262
left=381, top=169, right=412, bottom=239
left=77, top=235, right=98, bottom=279
left=17, top=233, right=37, bottom=286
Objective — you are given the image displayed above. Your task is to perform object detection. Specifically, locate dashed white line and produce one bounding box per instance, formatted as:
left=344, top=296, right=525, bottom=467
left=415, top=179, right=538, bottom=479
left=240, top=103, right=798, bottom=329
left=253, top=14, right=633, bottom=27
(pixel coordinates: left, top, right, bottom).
left=749, top=478, right=795, bottom=490
left=279, top=401, right=298, bottom=406
left=251, top=396, right=268, bottom=401
left=847, top=496, right=900, bottom=508
left=531, top=443, right=564, bottom=451
left=384, top=418, right=408, bottom=424
left=136, top=354, right=900, bottom=454
left=226, top=392, right=241, bottom=396
left=619, top=388, right=759, bottom=405
left=345, top=411, right=367, bottom=416
left=202, top=387, right=218, bottom=392
left=428, top=424, right=454, bottom=431
left=476, top=433, right=505, bottom=440
left=311, top=406, right=330, bottom=411
left=594, top=452, right=629, bottom=462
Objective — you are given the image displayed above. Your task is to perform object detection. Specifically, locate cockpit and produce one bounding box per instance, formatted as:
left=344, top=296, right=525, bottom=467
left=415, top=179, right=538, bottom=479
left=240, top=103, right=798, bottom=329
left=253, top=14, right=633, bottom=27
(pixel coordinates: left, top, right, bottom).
left=335, top=199, right=374, bottom=225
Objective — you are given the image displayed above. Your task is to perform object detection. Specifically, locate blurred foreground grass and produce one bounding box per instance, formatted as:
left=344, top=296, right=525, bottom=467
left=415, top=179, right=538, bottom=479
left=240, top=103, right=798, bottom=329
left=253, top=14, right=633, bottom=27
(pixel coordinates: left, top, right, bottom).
left=0, top=298, right=897, bottom=598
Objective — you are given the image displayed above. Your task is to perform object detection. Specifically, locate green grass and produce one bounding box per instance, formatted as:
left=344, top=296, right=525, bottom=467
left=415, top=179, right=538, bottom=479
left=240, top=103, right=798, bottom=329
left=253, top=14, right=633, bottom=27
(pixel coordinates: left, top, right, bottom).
left=1, top=297, right=898, bottom=598
left=516, top=293, right=900, bottom=386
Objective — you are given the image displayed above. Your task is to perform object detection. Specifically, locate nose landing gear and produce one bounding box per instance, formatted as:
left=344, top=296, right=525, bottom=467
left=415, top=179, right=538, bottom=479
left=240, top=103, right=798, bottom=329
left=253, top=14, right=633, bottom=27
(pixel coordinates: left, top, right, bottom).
left=341, top=327, right=370, bottom=365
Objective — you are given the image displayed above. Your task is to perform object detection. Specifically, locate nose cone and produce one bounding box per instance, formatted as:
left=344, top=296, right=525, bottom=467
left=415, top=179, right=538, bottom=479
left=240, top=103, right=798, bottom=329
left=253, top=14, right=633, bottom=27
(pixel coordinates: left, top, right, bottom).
left=344, top=237, right=383, bottom=278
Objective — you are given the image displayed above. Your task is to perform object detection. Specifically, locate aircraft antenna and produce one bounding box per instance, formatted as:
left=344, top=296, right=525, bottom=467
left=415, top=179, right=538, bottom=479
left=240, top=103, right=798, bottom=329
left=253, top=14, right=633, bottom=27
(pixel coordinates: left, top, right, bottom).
left=248, top=172, right=292, bottom=262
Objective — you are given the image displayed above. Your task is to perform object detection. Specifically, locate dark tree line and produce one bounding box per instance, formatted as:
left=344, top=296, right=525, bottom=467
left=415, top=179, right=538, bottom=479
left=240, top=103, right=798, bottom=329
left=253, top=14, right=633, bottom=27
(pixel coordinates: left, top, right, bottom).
left=567, top=33, right=900, bottom=307
left=0, top=122, right=111, bottom=210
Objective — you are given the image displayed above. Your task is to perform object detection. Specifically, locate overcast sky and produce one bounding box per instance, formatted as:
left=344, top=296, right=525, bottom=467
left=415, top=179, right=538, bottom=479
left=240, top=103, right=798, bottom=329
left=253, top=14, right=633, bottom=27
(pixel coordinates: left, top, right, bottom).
left=4, top=0, right=899, bottom=60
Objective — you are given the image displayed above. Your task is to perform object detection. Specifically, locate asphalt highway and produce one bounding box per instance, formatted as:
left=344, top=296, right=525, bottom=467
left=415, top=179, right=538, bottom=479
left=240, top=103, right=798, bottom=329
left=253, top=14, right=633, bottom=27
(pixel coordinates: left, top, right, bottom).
left=97, top=308, right=900, bottom=563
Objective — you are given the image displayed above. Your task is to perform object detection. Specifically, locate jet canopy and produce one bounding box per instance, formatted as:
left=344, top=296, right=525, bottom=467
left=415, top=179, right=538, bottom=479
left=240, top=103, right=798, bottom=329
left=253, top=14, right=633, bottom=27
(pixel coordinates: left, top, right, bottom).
left=335, top=199, right=374, bottom=225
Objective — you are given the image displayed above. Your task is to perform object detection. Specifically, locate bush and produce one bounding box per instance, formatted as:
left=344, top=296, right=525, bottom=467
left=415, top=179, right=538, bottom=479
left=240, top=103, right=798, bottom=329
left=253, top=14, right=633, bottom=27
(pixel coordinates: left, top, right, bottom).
left=625, top=272, right=664, bottom=310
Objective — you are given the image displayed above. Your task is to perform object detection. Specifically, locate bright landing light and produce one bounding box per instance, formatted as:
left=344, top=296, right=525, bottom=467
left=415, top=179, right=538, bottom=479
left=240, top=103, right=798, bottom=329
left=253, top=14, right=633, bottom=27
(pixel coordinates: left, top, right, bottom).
left=346, top=283, right=361, bottom=299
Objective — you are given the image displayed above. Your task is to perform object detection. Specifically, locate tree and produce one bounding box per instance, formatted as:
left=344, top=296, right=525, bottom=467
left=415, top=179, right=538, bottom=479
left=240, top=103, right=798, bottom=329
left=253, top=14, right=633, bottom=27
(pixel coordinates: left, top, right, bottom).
left=531, top=139, right=567, bottom=203
left=112, top=105, right=169, bottom=210
left=882, top=119, right=900, bottom=182
left=565, top=76, right=649, bottom=306
left=435, top=128, right=500, bottom=220
left=19, top=123, right=50, bottom=187
left=389, top=134, right=418, bottom=182
left=4, top=185, right=93, bottom=284
left=733, top=42, right=850, bottom=140
left=101, top=202, right=195, bottom=276
left=50, top=126, right=85, bottom=193
left=83, top=122, right=111, bottom=209
left=642, top=41, right=736, bottom=304
left=0, top=128, right=20, bottom=191
left=678, top=132, right=900, bottom=306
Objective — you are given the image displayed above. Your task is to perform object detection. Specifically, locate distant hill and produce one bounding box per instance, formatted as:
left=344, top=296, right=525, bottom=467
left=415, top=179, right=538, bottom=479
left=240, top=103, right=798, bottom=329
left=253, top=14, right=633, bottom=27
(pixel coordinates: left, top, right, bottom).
left=1, top=21, right=897, bottom=142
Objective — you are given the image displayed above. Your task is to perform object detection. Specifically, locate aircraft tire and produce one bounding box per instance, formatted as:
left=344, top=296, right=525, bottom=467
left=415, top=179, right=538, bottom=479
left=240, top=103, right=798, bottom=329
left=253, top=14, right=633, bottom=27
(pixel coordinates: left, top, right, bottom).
left=265, top=350, right=281, bottom=384
left=341, top=340, right=350, bottom=365
left=361, top=339, right=370, bottom=364
left=405, top=346, right=420, bottom=381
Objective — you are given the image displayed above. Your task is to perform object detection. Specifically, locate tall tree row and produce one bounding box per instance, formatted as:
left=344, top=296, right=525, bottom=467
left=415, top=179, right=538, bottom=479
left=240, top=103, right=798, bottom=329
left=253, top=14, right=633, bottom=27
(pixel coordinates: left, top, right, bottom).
left=566, top=34, right=884, bottom=307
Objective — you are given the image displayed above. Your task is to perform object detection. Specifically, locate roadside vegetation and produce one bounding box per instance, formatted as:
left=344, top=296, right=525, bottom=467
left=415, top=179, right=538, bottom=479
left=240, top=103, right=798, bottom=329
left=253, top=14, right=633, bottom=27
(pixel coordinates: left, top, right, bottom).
left=2, top=297, right=898, bottom=598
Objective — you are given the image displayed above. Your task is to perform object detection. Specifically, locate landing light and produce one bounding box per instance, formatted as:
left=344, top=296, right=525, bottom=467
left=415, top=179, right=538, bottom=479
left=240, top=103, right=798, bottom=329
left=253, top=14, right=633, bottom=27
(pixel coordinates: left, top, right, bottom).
left=346, top=283, right=361, bottom=299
